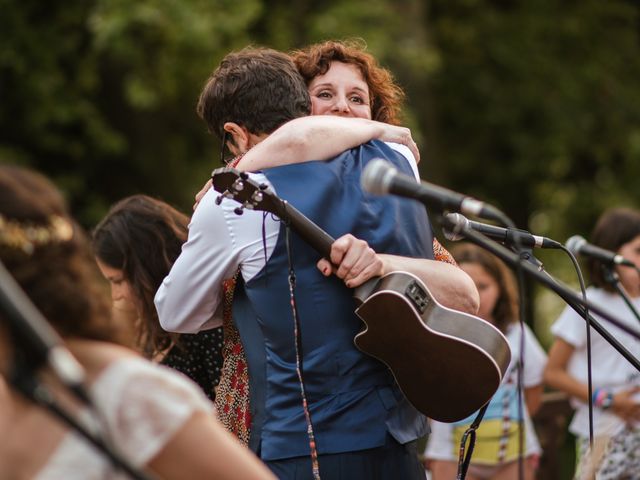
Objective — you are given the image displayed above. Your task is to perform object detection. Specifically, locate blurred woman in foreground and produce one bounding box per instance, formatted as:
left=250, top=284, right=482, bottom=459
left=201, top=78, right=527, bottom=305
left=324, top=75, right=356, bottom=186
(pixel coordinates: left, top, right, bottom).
left=0, top=164, right=274, bottom=480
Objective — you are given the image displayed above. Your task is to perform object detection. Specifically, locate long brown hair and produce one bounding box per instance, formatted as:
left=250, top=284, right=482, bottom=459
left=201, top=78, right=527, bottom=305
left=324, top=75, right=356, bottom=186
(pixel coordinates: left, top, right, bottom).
left=451, top=243, right=519, bottom=334
left=291, top=39, right=405, bottom=125
left=0, top=165, right=117, bottom=343
left=92, top=195, right=187, bottom=358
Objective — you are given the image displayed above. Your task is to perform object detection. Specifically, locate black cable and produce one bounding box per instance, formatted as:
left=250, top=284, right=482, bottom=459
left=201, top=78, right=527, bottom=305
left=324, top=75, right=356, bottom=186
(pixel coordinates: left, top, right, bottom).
left=602, top=265, right=640, bottom=325
left=559, top=245, right=593, bottom=448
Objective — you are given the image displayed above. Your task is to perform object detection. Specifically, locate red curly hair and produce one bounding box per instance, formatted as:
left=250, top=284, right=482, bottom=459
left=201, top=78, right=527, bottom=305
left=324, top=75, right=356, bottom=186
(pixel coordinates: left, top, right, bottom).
left=291, top=39, right=405, bottom=125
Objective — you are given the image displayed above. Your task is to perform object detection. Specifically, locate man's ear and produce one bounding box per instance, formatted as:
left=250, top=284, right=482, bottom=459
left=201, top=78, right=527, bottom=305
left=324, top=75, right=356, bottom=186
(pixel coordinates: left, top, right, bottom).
left=223, top=122, right=251, bottom=155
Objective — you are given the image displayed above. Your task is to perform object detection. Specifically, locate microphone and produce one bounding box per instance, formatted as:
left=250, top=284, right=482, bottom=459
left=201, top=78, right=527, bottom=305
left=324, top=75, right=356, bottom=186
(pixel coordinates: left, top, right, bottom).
left=443, top=213, right=563, bottom=249
left=565, top=235, right=636, bottom=268
left=0, top=260, right=90, bottom=403
left=361, top=159, right=503, bottom=222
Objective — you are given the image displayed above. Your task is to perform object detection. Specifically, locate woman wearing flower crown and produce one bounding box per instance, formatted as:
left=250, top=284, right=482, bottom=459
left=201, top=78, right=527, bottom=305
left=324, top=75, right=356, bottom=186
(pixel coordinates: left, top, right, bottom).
left=0, top=164, right=274, bottom=479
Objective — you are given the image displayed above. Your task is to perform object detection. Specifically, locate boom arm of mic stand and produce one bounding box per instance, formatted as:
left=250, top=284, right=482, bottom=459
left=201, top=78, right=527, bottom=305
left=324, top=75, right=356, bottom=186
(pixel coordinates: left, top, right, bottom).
left=441, top=217, right=640, bottom=373
left=8, top=360, right=156, bottom=480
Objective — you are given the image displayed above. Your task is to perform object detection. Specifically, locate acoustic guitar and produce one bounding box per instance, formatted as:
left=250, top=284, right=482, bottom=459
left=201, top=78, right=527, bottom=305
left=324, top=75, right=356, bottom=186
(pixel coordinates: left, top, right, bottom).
left=211, top=167, right=511, bottom=422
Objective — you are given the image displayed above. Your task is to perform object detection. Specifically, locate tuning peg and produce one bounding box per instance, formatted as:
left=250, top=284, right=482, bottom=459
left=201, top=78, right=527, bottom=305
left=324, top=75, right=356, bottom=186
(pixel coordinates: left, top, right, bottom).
left=259, top=183, right=268, bottom=190
left=234, top=206, right=244, bottom=215
left=251, top=191, right=263, bottom=203
left=216, top=191, right=235, bottom=204
left=239, top=172, right=249, bottom=180
left=232, top=179, right=244, bottom=191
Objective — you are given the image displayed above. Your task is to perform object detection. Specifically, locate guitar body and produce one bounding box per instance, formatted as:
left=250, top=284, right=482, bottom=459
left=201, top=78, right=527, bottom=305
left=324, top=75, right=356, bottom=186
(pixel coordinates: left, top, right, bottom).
left=354, top=272, right=511, bottom=423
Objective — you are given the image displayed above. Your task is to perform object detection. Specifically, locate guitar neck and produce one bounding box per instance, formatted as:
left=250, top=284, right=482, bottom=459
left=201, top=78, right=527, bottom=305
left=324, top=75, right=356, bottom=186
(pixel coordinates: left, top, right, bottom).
left=273, top=200, right=378, bottom=301
left=273, top=201, right=335, bottom=258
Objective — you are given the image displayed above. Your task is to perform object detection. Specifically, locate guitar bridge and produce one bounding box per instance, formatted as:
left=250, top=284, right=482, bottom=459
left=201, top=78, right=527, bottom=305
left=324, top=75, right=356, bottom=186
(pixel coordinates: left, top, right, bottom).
left=405, top=281, right=429, bottom=314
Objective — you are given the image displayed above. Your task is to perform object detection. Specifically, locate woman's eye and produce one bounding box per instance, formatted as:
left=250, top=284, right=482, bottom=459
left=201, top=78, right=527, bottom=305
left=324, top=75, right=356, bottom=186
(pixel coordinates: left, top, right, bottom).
left=350, top=95, right=364, bottom=104
left=317, top=91, right=332, bottom=99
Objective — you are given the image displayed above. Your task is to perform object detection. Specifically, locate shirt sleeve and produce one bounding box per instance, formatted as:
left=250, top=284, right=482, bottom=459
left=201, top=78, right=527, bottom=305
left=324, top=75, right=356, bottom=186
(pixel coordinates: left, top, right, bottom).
left=106, top=360, right=214, bottom=467
left=155, top=188, right=239, bottom=333
left=550, top=302, right=587, bottom=349
left=155, top=175, right=280, bottom=333
left=386, top=142, right=420, bottom=180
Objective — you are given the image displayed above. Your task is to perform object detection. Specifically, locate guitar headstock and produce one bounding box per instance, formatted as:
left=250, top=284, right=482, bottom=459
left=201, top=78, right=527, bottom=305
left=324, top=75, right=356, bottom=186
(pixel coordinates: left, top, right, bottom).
left=211, top=167, right=283, bottom=216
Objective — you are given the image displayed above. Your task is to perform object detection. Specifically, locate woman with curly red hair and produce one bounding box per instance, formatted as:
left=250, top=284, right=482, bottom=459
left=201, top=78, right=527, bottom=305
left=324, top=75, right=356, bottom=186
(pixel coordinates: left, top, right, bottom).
left=292, top=39, right=404, bottom=125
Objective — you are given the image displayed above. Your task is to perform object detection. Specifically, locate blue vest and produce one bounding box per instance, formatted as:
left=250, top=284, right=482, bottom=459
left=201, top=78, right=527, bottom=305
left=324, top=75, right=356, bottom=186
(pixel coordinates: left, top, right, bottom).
left=233, top=141, right=435, bottom=461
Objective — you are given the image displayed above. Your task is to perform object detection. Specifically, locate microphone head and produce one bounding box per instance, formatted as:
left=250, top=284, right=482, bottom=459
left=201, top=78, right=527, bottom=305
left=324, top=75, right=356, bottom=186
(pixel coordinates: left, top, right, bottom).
left=361, top=159, right=396, bottom=195
left=442, top=213, right=468, bottom=241
left=565, top=235, right=586, bottom=255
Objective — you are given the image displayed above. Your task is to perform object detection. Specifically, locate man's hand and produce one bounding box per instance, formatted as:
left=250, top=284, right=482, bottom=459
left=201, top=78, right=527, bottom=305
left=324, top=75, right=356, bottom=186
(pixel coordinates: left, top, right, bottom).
left=316, top=234, right=384, bottom=288
left=193, top=179, right=213, bottom=211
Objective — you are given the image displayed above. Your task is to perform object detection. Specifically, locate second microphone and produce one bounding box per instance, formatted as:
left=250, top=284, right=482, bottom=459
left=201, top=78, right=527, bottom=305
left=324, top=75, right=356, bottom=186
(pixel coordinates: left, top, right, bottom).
left=443, top=213, right=563, bottom=250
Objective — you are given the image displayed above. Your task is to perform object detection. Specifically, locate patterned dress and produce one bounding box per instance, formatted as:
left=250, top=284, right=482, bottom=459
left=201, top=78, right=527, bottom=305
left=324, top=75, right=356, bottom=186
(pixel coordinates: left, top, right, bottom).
left=214, top=278, right=252, bottom=445
left=161, top=327, right=224, bottom=402
left=433, top=238, right=457, bottom=265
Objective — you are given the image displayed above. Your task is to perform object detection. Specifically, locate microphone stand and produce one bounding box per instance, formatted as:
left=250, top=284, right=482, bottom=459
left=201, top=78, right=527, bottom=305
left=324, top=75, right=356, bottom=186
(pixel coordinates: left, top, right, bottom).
left=601, top=264, right=640, bottom=325
left=8, top=355, right=155, bottom=480
left=440, top=215, right=640, bottom=373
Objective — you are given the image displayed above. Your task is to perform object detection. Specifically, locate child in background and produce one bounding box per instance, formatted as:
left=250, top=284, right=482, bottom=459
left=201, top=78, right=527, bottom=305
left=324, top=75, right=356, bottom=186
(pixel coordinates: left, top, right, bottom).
left=544, top=207, right=640, bottom=479
left=425, top=243, right=547, bottom=480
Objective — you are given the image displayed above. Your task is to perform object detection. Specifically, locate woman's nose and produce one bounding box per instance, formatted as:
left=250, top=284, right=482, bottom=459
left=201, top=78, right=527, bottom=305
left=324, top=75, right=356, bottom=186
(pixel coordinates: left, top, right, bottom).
left=331, top=95, right=350, bottom=114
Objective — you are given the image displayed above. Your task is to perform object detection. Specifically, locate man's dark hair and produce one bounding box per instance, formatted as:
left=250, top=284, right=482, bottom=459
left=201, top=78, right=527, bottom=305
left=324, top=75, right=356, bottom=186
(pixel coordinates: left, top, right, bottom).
left=197, top=47, right=311, bottom=139
left=588, top=207, right=640, bottom=291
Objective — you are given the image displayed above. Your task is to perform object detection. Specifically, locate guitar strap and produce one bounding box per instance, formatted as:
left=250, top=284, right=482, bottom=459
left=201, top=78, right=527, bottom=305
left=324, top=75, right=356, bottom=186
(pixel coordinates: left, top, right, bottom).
left=455, top=403, right=489, bottom=480
left=284, top=221, right=321, bottom=480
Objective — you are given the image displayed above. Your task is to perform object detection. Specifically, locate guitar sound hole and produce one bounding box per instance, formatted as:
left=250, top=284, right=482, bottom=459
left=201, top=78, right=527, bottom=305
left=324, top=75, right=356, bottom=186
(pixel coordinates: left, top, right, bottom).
left=406, top=281, right=429, bottom=313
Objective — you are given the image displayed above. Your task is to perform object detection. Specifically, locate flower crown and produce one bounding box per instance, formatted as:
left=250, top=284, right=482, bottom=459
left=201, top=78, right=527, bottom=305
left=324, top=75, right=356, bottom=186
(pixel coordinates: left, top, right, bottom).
left=0, top=214, right=74, bottom=255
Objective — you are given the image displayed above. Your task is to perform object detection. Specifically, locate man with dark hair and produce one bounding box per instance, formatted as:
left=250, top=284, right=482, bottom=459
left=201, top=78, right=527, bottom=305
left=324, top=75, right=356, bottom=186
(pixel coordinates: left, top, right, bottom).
left=157, top=47, right=478, bottom=479
left=197, top=48, right=312, bottom=142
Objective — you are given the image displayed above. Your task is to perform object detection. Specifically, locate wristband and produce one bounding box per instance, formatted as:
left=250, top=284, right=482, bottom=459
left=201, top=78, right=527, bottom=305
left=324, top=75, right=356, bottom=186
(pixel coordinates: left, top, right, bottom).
left=591, top=387, right=604, bottom=406
left=592, top=388, right=614, bottom=410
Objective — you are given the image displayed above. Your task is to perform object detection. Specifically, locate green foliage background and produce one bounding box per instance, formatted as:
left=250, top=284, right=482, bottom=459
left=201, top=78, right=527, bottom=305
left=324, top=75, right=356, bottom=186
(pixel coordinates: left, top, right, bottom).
left=2, top=2, right=639, bottom=476
left=1, top=0, right=639, bottom=341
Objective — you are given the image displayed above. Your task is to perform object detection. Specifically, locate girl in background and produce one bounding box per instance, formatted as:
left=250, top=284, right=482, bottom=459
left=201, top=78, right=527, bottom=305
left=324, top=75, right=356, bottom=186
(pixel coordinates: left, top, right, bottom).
left=425, top=243, right=546, bottom=480
left=544, top=207, right=640, bottom=479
